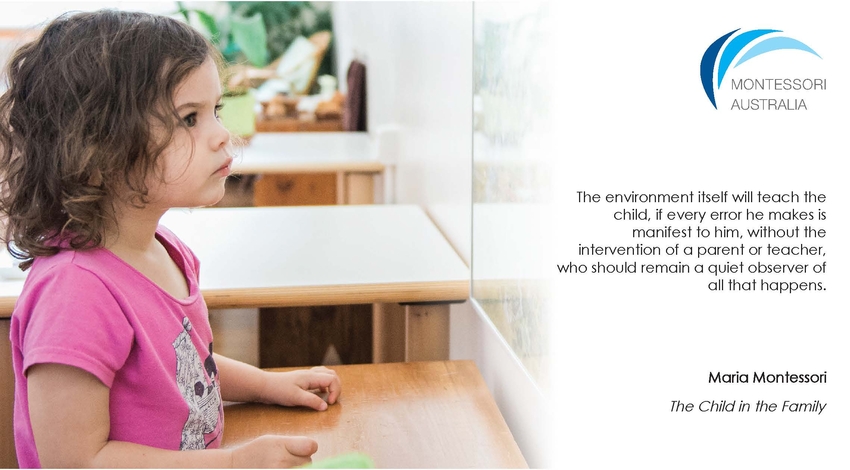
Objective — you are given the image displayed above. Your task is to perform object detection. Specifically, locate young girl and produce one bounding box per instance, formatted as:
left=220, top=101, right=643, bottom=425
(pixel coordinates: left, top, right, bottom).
left=0, top=10, right=340, bottom=468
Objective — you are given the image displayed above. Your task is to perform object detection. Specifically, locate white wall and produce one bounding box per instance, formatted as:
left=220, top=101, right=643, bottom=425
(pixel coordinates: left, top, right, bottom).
left=0, top=2, right=177, bottom=29
left=334, top=2, right=472, bottom=242
left=333, top=3, right=547, bottom=467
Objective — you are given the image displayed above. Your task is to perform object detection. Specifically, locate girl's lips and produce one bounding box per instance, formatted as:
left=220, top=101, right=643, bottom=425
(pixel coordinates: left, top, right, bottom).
left=215, top=158, right=233, bottom=176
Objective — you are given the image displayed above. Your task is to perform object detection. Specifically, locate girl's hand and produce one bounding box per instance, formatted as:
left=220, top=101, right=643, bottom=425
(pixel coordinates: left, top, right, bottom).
left=261, top=366, right=342, bottom=411
left=230, top=435, right=318, bottom=468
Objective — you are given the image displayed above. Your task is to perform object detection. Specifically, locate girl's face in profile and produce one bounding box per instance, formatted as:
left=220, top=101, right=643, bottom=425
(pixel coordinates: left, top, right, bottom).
left=147, top=57, right=232, bottom=210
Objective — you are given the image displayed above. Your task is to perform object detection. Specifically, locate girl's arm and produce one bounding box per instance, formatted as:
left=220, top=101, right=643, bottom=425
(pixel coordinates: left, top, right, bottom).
left=213, top=353, right=342, bottom=410
left=27, top=363, right=317, bottom=468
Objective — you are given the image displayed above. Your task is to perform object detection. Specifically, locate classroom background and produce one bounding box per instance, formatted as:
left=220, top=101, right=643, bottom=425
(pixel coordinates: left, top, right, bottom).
left=0, top=2, right=553, bottom=467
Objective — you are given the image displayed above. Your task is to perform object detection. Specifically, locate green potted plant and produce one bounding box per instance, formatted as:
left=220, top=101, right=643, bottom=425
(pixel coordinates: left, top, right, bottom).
left=176, top=2, right=335, bottom=138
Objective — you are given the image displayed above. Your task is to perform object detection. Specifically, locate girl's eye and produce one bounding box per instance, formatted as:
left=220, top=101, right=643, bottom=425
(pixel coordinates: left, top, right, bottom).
left=183, top=112, right=197, bottom=127
left=214, top=103, right=224, bottom=120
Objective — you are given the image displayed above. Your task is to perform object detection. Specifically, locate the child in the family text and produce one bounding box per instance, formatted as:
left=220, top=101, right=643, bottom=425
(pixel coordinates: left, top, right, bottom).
left=0, top=10, right=341, bottom=468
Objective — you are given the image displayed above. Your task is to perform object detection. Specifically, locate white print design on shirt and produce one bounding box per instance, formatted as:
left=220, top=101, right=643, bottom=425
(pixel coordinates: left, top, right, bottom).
left=172, top=317, right=221, bottom=450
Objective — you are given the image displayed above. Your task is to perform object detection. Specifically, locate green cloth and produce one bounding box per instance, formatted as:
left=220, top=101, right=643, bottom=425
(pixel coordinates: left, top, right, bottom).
left=303, top=452, right=375, bottom=468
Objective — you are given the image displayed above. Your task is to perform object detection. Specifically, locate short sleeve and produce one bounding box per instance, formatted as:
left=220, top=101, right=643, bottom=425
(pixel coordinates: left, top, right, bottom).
left=19, top=264, right=134, bottom=388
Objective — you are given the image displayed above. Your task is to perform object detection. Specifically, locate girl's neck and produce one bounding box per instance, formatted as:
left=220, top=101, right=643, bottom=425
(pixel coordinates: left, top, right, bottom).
left=101, top=200, right=191, bottom=300
left=103, top=201, right=168, bottom=254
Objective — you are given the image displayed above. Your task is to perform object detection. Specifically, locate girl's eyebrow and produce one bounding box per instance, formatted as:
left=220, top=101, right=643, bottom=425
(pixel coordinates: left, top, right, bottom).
left=176, top=96, right=223, bottom=111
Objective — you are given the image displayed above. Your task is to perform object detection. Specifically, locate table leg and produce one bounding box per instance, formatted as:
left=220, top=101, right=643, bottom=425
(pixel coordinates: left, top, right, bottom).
left=335, top=173, right=346, bottom=205
left=342, top=172, right=374, bottom=204
left=404, top=304, right=450, bottom=362
left=372, top=303, right=405, bottom=363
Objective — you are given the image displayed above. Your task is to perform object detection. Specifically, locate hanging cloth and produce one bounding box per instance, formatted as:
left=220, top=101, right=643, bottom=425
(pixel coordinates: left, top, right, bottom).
left=343, top=59, right=367, bottom=131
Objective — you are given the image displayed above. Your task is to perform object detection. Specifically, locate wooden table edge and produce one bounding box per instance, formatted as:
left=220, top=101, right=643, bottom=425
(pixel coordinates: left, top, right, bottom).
left=1, top=280, right=469, bottom=318
left=203, top=280, right=469, bottom=309
left=232, top=161, right=385, bottom=175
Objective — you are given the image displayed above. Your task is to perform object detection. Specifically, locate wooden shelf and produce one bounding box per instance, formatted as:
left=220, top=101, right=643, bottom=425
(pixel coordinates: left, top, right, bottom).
left=255, top=117, right=343, bottom=133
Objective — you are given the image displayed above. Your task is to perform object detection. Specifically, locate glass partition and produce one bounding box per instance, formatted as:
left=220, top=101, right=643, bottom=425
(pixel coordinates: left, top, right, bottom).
left=472, top=2, right=552, bottom=389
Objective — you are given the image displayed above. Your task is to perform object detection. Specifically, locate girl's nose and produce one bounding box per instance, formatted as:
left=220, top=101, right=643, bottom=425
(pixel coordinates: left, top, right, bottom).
left=212, top=120, right=230, bottom=150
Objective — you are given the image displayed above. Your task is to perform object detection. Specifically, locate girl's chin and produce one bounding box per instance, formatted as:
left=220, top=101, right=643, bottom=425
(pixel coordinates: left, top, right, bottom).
left=204, top=187, right=228, bottom=207
left=182, top=192, right=226, bottom=209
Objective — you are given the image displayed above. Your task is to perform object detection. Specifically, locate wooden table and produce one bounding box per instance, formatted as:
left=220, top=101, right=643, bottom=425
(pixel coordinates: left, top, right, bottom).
left=162, top=205, right=468, bottom=318
left=1, top=205, right=468, bottom=355
left=0, top=205, right=468, bottom=467
left=223, top=361, right=527, bottom=468
left=233, top=132, right=385, bottom=206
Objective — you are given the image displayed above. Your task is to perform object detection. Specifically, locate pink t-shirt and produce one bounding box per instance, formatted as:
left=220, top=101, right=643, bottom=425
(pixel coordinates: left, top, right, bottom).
left=10, top=227, right=223, bottom=468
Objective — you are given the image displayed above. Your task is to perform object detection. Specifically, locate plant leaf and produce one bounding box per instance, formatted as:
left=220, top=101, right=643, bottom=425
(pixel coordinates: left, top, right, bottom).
left=190, top=9, right=221, bottom=43
left=231, top=12, right=269, bottom=66
left=176, top=1, right=190, bottom=22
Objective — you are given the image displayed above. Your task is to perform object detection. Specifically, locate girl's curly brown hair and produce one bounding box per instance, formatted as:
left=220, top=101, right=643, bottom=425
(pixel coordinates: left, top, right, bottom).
left=0, top=9, right=225, bottom=270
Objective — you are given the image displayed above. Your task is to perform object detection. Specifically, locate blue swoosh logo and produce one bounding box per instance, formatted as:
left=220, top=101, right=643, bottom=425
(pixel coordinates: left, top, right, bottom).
left=700, top=29, right=821, bottom=109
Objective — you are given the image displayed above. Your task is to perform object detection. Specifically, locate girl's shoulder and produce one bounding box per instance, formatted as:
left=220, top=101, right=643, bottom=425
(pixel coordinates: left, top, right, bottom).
left=15, top=249, right=126, bottom=324
left=19, top=227, right=201, bottom=307
left=23, top=248, right=118, bottom=295
left=27, top=246, right=104, bottom=279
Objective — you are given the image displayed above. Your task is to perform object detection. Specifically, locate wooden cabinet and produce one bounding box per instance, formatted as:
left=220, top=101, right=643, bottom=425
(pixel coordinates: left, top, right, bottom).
left=250, top=172, right=375, bottom=207
left=253, top=173, right=337, bottom=206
